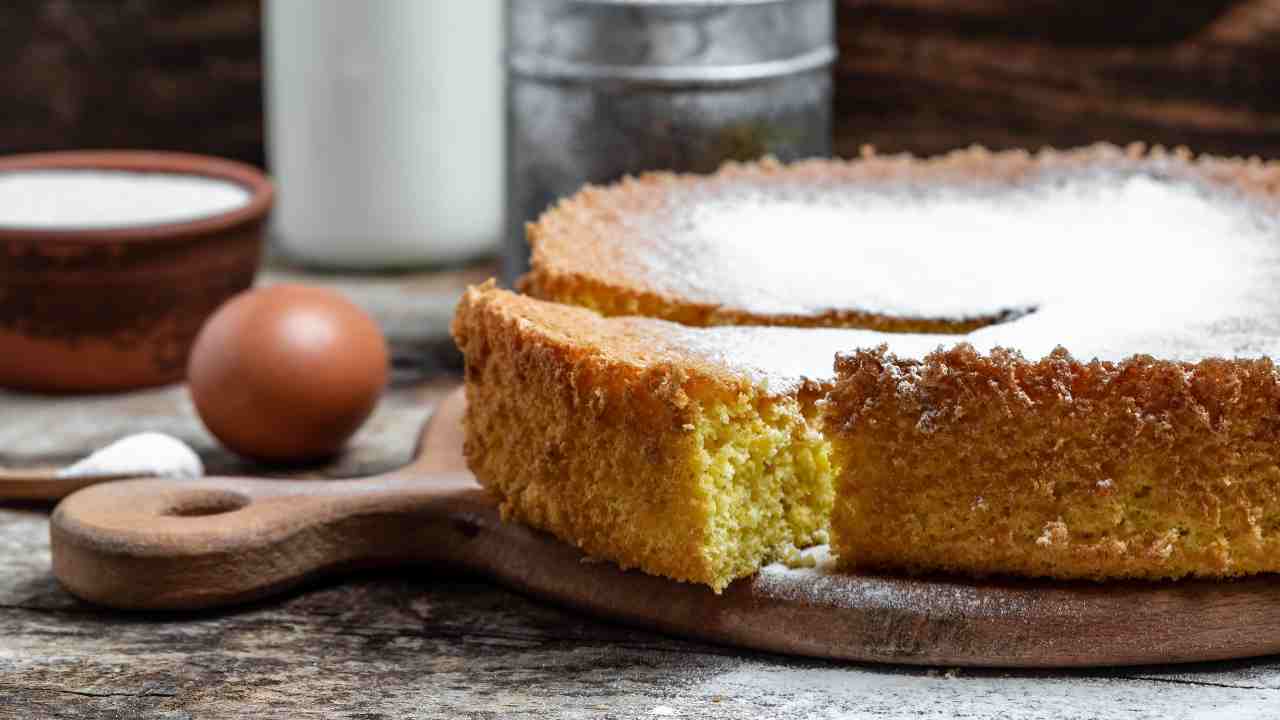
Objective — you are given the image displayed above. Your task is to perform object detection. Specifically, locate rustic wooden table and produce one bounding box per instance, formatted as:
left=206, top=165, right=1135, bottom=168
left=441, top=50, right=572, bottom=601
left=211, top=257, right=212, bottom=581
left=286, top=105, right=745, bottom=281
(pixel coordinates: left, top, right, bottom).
left=2, top=265, right=1280, bottom=718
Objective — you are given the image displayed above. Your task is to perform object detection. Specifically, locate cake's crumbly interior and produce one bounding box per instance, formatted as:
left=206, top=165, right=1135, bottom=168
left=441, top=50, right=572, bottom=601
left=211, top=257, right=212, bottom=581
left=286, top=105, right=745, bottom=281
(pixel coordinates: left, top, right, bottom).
left=452, top=285, right=835, bottom=591
left=694, top=394, right=833, bottom=586
left=827, top=345, right=1280, bottom=580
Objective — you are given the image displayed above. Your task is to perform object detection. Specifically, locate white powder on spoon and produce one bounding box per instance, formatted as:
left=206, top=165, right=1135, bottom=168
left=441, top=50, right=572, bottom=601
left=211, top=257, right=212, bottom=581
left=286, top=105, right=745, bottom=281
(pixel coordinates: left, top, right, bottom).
left=0, top=170, right=251, bottom=229
left=56, top=432, right=204, bottom=480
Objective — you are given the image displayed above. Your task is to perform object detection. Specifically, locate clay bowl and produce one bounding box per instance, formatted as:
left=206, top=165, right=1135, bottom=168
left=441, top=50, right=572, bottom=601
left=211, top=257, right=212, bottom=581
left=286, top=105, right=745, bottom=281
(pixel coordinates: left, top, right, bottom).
left=0, top=150, right=273, bottom=393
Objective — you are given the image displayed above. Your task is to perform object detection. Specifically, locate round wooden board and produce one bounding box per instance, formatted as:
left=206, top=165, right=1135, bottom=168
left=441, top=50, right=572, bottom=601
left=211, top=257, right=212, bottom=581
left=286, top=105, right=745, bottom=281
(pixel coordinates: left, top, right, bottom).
left=50, top=387, right=1280, bottom=668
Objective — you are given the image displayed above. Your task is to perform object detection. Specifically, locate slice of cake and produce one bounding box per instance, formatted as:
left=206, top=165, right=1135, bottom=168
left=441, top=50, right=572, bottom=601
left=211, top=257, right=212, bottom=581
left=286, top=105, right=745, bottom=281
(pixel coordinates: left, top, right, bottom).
left=453, top=283, right=878, bottom=591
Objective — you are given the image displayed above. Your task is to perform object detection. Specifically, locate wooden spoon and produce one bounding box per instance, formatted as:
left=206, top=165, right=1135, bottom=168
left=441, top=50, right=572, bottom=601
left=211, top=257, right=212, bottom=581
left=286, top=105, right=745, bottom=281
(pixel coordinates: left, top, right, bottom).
left=2, top=432, right=201, bottom=501
left=48, top=387, right=1280, bottom=668
left=0, top=468, right=136, bottom=502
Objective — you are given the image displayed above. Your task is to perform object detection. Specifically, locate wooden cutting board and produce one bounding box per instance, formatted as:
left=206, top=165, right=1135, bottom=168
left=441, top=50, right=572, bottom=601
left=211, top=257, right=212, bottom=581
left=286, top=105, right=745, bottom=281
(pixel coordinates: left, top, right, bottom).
left=49, top=387, right=1280, bottom=668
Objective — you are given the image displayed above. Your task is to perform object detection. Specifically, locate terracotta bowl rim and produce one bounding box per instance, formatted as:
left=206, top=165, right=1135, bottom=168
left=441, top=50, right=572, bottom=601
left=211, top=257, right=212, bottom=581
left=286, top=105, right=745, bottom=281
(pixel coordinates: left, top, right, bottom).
left=0, top=149, right=274, bottom=245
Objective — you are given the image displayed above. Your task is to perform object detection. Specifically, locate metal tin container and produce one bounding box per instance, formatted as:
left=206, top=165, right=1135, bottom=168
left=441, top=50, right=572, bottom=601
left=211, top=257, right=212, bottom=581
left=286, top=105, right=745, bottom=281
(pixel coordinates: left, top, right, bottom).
left=503, top=0, right=835, bottom=284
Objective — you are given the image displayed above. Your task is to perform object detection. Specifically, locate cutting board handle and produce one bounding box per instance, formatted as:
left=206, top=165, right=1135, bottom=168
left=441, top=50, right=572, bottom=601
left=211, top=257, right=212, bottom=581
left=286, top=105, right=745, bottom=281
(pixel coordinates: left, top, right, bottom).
left=50, top=472, right=489, bottom=609
left=50, top=391, right=489, bottom=610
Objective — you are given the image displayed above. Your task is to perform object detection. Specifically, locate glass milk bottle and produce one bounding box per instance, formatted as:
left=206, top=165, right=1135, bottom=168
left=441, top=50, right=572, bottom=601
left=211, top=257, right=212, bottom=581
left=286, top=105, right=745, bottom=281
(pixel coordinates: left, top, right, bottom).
left=265, top=0, right=503, bottom=269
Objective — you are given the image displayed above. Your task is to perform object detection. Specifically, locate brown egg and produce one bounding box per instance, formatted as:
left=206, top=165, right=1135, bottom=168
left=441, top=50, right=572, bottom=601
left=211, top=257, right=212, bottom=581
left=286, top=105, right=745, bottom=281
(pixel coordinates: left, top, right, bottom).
left=188, top=284, right=389, bottom=463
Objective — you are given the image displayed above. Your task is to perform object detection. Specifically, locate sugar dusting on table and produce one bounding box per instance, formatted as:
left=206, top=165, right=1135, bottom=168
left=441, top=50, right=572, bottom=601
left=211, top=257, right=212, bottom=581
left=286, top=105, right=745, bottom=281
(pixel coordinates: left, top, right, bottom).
left=0, top=170, right=251, bottom=229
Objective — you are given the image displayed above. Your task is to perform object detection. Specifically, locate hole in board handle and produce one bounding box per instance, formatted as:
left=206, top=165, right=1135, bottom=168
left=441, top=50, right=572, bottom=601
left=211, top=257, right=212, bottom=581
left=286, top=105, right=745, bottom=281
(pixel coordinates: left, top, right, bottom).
left=164, top=490, right=251, bottom=518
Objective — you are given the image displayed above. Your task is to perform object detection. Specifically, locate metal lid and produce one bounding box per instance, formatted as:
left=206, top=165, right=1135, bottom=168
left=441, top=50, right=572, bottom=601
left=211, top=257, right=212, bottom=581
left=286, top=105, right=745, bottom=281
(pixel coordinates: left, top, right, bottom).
left=506, top=0, right=835, bottom=85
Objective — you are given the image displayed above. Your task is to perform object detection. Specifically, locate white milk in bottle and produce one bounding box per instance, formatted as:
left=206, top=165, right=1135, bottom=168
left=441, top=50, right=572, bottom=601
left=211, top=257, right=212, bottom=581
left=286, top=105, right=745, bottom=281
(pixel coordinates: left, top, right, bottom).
left=264, top=0, right=503, bottom=268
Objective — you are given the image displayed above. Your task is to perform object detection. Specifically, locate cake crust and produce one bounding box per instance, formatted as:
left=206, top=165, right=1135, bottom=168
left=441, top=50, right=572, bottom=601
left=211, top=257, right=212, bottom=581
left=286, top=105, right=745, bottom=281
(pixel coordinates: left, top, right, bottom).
left=828, top=345, right=1280, bottom=581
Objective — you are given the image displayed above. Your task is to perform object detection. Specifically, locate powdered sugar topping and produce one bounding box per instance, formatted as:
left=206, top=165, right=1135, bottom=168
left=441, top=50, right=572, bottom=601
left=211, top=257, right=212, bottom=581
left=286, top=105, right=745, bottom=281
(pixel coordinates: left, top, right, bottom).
left=622, top=173, right=1280, bottom=391
left=662, top=324, right=941, bottom=395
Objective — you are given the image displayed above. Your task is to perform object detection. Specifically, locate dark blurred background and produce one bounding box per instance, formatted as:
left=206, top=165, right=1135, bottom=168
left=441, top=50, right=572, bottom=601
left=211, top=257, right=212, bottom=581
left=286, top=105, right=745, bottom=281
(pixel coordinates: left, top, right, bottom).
left=5, top=0, right=1280, bottom=166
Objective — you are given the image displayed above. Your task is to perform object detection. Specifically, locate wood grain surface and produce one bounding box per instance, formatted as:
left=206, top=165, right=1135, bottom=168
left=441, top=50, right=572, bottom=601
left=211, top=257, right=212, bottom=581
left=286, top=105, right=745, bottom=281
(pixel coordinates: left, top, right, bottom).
left=833, top=0, right=1280, bottom=158
left=41, top=387, right=1280, bottom=670
left=9, top=505, right=1280, bottom=719
left=0, top=1, right=263, bottom=164
left=4, top=364, right=1280, bottom=716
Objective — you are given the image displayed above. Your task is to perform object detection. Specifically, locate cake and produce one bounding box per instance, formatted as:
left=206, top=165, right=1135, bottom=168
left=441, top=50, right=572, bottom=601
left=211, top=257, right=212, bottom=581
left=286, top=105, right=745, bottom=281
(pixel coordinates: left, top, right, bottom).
left=457, top=144, right=1280, bottom=589
left=454, top=282, right=867, bottom=590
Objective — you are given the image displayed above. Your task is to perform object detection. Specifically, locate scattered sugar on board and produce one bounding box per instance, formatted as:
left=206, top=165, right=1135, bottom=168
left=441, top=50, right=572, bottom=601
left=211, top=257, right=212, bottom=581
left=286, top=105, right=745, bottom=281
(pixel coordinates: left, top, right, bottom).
left=0, top=170, right=251, bottom=229
left=756, top=544, right=910, bottom=609
left=756, top=544, right=1041, bottom=621
left=624, top=173, right=1280, bottom=370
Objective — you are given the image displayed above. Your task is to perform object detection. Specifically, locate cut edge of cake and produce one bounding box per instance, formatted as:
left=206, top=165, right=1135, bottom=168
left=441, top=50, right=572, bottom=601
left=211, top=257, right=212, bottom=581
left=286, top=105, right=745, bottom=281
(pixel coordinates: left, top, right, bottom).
left=451, top=282, right=836, bottom=592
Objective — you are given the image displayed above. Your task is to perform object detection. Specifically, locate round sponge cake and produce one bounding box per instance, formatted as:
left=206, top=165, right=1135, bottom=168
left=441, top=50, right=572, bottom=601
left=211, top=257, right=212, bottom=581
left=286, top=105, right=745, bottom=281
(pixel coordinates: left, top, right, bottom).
left=458, top=144, right=1280, bottom=587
